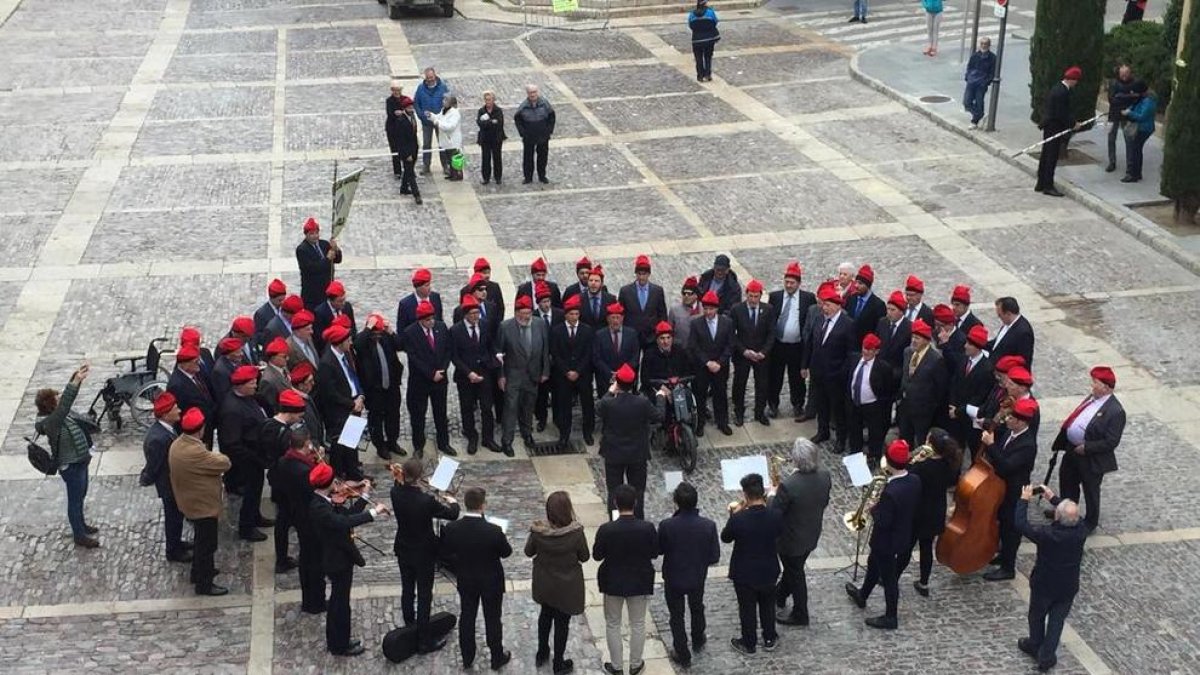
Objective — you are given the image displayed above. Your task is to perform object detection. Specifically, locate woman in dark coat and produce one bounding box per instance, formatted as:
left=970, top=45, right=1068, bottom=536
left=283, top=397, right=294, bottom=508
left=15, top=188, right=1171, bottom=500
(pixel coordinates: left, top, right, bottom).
left=476, top=90, right=507, bottom=185
left=524, top=491, right=589, bottom=675
left=898, top=427, right=961, bottom=597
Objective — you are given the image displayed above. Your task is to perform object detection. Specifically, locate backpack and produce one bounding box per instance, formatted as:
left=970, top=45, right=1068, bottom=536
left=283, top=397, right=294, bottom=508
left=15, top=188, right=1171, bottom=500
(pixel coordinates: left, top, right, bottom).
left=26, top=433, right=58, bottom=476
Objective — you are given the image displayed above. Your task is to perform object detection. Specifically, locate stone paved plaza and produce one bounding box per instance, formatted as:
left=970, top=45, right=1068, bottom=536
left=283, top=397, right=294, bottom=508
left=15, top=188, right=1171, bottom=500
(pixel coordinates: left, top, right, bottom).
left=1, top=0, right=1199, bottom=673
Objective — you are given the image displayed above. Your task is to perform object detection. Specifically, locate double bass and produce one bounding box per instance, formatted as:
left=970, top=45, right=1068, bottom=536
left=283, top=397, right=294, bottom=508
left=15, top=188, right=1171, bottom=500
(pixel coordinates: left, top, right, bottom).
left=936, top=431, right=1006, bottom=574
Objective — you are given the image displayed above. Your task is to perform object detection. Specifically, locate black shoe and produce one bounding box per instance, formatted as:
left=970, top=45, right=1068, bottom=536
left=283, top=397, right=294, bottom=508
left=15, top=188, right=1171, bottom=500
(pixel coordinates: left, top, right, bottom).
left=762, top=637, right=777, bottom=652
left=181, top=540, right=195, bottom=551
left=523, top=178, right=533, bottom=184
left=844, top=582, right=866, bottom=608
left=333, top=642, right=366, bottom=656
left=522, top=434, right=535, bottom=448
left=535, top=649, right=550, bottom=667
left=629, top=663, right=645, bottom=675
left=913, top=580, right=929, bottom=597
left=483, top=440, right=502, bottom=453
left=1018, top=637, right=1039, bottom=657
left=167, top=551, right=193, bottom=563
left=1037, top=657, right=1058, bottom=672
left=1043, top=188, right=1065, bottom=197
left=414, top=195, right=423, bottom=205
left=793, top=413, right=810, bottom=423
left=861, top=17, right=868, bottom=23
left=467, top=438, right=478, bottom=455
left=495, top=178, right=502, bottom=185
left=553, top=659, right=574, bottom=675
left=538, top=176, right=550, bottom=184
left=983, top=567, right=1015, bottom=581
left=376, top=447, right=392, bottom=460
left=275, top=557, right=298, bottom=573
left=438, top=445, right=458, bottom=456
left=730, top=638, right=755, bottom=655
left=583, top=433, right=594, bottom=446
left=483, top=178, right=490, bottom=185
left=865, top=615, right=897, bottom=630
left=74, top=536, right=100, bottom=549
left=502, top=444, right=514, bottom=457
left=776, top=612, right=808, bottom=626
left=733, top=413, right=744, bottom=427
left=84, top=524, right=100, bottom=535
left=491, top=650, right=512, bottom=670
left=240, top=529, right=267, bottom=542
left=667, top=650, right=691, bottom=668
left=255, top=516, right=275, bottom=527
left=301, top=603, right=326, bottom=614
left=537, top=420, right=547, bottom=432
left=810, top=433, right=830, bottom=444
left=848, top=15, right=861, bottom=21
left=718, top=425, right=733, bottom=436
left=400, top=187, right=410, bottom=193
left=196, top=584, right=229, bottom=596
left=756, top=414, right=771, bottom=426
left=989, top=554, right=1002, bottom=566
left=418, top=636, right=448, bottom=654
left=1105, top=162, right=1117, bottom=173
left=776, top=594, right=788, bottom=609
left=1120, top=175, right=1140, bottom=183
left=603, top=663, right=622, bottom=675
left=695, top=424, right=704, bottom=437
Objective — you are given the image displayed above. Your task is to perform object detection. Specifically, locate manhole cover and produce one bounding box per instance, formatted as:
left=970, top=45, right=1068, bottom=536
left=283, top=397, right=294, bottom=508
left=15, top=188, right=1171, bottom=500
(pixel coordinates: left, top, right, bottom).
left=526, top=439, right=586, bottom=457
left=919, top=95, right=952, bottom=103
left=930, top=183, right=962, bottom=196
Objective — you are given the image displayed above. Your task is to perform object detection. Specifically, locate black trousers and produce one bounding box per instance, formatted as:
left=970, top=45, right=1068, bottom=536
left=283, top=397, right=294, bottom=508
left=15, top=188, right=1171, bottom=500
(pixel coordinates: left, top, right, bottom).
left=407, top=379, right=450, bottom=451
left=733, top=582, right=777, bottom=648
left=605, top=461, right=647, bottom=520
left=273, top=494, right=292, bottom=565
left=1028, top=586, right=1076, bottom=665
left=897, top=534, right=936, bottom=585
left=536, top=604, right=571, bottom=667
left=329, top=442, right=362, bottom=481
left=767, top=341, right=804, bottom=413
left=535, top=377, right=553, bottom=425
left=161, top=493, right=186, bottom=558
left=692, top=42, right=715, bottom=79
left=898, top=400, right=935, bottom=450
left=732, top=357, right=769, bottom=417
left=457, top=378, right=495, bottom=443
left=777, top=552, right=811, bottom=621
left=481, top=141, right=503, bottom=182
left=326, top=568, right=354, bottom=653
left=459, top=587, right=504, bottom=665
left=847, top=399, right=888, bottom=461
left=387, top=131, right=404, bottom=176
left=810, top=376, right=848, bottom=442
left=860, top=548, right=900, bottom=618
left=554, top=373, right=595, bottom=440
left=664, top=584, right=706, bottom=660
left=997, top=497, right=1021, bottom=571
left=1035, top=129, right=1065, bottom=190
left=694, top=365, right=729, bottom=427
left=400, top=158, right=420, bottom=198
left=236, top=460, right=265, bottom=534
left=189, top=516, right=218, bottom=591
left=522, top=139, right=549, bottom=180
left=298, top=526, right=326, bottom=612
left=399, top=559, right=436, bottom=644
left=366, top=387, right=402, bottom=453
left=1059, top=455, right=1103, bottom=530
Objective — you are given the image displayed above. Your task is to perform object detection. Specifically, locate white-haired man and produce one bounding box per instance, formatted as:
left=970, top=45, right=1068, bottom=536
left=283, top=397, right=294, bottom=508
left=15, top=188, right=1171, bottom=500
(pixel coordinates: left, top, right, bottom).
left=768, top=438, right=831, bottom=627
left=513, top=84, right=556, bottom=184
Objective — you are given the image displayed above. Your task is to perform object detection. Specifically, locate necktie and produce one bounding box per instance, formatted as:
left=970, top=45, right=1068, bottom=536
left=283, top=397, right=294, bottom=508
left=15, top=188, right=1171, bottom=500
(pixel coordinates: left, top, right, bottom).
left=1060, top=396, right=1094, bottom=430
left=592, top=296, right=600, bottom=317
left=470, top=325, right=478, bottom=344
left=543, top=313, right=550, bottom=328
left=891, top=322, right=898, bottom=339
left=776, top=294, right=792, bottom=339
left=852, top=360, right=865, bottom=406
left=639, top=285, right=647, bottom=310
left=708, top=320, right=716, bottom=339
left=612, top=330, right=620, bottom=353
left=522, top=324, right=531, bottom=351
left=909, top=348, right=922, bottom=375
left=965, top=357, right=974, bottom=375
left=751, top=306, right=757, bottom=325
left=569, top=325, right=575, bottom=341
left=857, top=296, right=866, bottom=317
left=481, top=304, right=487, bottom=320
left=193, top=375, right=209, bottom=399
left=342, top=354, right=362, bottom=395
left=375, top=342, right=390, bottom=390
left=426, top=328, right=435, bottom=351
left=820, top=317, right=831, bottom=345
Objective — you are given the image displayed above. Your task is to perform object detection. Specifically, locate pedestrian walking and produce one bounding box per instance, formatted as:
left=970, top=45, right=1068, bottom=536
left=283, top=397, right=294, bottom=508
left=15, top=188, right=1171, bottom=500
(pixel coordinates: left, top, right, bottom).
left=1119, top=81, right=1156, bottom=183
left=476, top=91, right=507, bottom=185
left=385, top=81, right=407, bottom=178
left=922, top=0, right=944, bottom=56
left=413, top=67, right=450, bottom=176
left=394, top=96, right=423, bottom=204
left=427, top=95, right=463, bottom=181
left=1105, top=65, right=1138, bottom=173
left=514, top=84, right=556, bottom=184
left=963, top=37, right=996, bottom=128
left=688, top=0, right=719, bottom=82
left=849, top=0, right=869, bottom=23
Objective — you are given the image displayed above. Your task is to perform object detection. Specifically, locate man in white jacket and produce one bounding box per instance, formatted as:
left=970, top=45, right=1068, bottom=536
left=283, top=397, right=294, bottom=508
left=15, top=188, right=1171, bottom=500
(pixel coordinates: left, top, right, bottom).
left=427, top=95, right=463, bottom=181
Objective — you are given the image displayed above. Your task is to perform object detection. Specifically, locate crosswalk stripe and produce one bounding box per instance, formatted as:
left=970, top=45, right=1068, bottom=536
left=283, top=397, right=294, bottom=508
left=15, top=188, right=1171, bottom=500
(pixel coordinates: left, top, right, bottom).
left=790, top=3, right=1021, bottom=50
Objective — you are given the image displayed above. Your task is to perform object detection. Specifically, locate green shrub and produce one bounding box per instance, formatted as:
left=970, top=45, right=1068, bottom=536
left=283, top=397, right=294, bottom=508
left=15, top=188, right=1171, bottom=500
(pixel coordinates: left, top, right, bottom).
left=1162, top=0, right=1183, bottom=59
left=1105, top=21, right=1174, bottom=107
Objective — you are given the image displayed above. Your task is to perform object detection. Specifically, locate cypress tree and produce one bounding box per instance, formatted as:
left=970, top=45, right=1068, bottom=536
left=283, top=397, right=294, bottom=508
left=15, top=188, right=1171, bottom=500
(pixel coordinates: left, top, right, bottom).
left=1161, top=0, right=1200, bottom=225
left=1029, top=0, right=1107, bottom=131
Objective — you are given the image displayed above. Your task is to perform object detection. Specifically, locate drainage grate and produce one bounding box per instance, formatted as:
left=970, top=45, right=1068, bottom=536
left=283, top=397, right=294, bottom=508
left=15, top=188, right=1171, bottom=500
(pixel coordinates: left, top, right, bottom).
left=526, top=439, right=586, bottom=457
left=919, top=95, right=952, bottom=103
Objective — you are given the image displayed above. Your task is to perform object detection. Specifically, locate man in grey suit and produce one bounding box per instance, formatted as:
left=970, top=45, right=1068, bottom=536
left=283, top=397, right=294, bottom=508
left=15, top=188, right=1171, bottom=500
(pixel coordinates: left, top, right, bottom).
left=769, top=438, right=831, bottom=626
left=495, top=296, right=550, bottom=457
left=897, top=319, right=947, bottom=448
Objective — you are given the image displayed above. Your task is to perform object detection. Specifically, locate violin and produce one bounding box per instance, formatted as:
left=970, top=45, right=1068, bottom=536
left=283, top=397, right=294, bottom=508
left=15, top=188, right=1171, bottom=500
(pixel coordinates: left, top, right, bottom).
left=330, top=478, right=374, bottom=506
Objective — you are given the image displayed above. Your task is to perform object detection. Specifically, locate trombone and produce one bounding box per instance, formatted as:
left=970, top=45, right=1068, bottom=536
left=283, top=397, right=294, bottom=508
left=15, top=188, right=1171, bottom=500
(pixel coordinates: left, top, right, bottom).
left=843, top=457, right=889, bottom=532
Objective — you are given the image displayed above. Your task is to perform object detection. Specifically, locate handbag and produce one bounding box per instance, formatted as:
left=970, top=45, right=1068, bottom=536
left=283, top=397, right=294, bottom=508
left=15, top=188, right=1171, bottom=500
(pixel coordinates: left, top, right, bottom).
left=1122, top=120, right=1138, bottom=140
left=25, top=434, right=58, bottom=476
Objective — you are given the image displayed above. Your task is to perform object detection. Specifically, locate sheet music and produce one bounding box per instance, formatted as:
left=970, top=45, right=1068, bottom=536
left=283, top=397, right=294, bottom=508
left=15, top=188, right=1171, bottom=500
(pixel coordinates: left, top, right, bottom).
left=337, top=415, right=367, bottom=449
left=485, top=516, right=510, bottom=533
left=720, top=456, right=771, bottom=491
left=663, top=470, right=684, bottom=493
left=429, top=456, right=460, bottom=492
left=842, top=452, right=873, bottom=487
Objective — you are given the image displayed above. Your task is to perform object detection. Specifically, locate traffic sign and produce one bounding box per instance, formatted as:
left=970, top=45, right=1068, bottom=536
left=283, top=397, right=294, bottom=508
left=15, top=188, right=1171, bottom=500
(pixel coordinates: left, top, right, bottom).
left=994, top=0, right=1008, bottom=18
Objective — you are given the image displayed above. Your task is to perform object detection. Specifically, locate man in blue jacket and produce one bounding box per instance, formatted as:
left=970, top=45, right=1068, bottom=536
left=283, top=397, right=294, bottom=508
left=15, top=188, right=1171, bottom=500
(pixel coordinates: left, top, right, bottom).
left=721, top=473, right=784, bottom=654
left=963, top=37, right=996, bottom=129
left=413, top=67, right=450, bottom=176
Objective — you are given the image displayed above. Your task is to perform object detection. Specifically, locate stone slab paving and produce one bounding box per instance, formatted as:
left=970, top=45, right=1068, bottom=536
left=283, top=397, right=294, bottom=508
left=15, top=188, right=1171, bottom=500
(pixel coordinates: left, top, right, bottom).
left=713, top=49, right=850, bottom=87
left=626, top=129, right=817, bottom=181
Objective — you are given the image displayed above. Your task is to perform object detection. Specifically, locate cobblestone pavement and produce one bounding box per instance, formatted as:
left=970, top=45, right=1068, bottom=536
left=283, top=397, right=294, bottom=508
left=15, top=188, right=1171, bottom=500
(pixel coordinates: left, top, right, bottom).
left=1, top=0, right=1198, bottom=673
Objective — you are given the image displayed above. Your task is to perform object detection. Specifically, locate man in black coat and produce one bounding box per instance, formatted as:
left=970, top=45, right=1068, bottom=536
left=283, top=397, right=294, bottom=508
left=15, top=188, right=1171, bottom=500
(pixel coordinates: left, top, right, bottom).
left=983, top=397, right=1040, bottom=581
left=846, top=265, right=886, bottom=342
left=875, top=291, right=912, bottom=379
left=766, top=262, right=814, bottom=419
left=309, top=463, right=391, bottom=656
left=253, top=278, right=289, bottom=347
left=639, top=321, right=692, bottom=403
left=1054, top=366, right=1125, bottom=533
left=598, top=365, right=666, bottom=520
left=697, top=254, right=741, bottom=314
left=219, top=365, right=273, bottom=541
left=353, top=314, right=404, bottom=460
left=262, top=390, right=307, bottom=572
left=932, top=303, right=967, bottom=376
left=688, top=291, right=734, bottom=436
left=578, top=266, right=616, bottom=330
left=262, top=294, right=303, bottom=349
left=845, top=441, right=922, bottom=630
left=390, top=458, right=461, bottom=653
left=516, top=257, right=563, bottom=308
left=721, top=473, right=784, bottom=653
left=440, top=487, right=512, bottom=670
left=561, top=255, right=595, bottom=302
left=730, top=280, right=776, bottom=427
left=549, top=295, right=595, bottom=446
left=1015, top=485, right=1088, bottom=672
left=315, top=325, right=366, bottom=480
left=389, top=94, right=422, bottom=204
left=769, top=438, right=831, bottom=627
left=989, top=296, right=1036, bottom=367
left=451, top=296, right=499, bottom=454
left=461, top=258, right=505, bottom=320
left=594, top=484, right=659, bottom=675
left=592, top=302, right=641, bottom=392
left=532, top=282, right=564, bottom=433
left=397, top=268, right=444, bottom=335
left=168, top=343, right=217, bottom=448
left=454, top=273, right=502, bottom=338
left=947, top=325, right=994, bottom=453
left=846, top=334, right=897, bottom=463
left=657, top=483, right=720, bottom=668
left=618, top=255, right=668, bottom=348
left=951, top=284, right=982, bottom=334
left=273, top=427, right=326, bottom=614
left=803, top=284, right=857, bottom=449
left=140, top=393, right=191, bottom=563
left=403, top=300, right=454, bottom=458
left=296, top=218, right=342, bottom=310
left=313, top=280, right=358, bottom=353
left=897, top=319, right=948, bottom=448
left=1035, top=66, right=1082, bottom=197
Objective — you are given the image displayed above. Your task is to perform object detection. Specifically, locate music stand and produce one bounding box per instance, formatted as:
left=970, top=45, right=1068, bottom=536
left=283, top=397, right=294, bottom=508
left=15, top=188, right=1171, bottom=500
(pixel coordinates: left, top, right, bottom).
left=835, top=524, right=868, bottom=582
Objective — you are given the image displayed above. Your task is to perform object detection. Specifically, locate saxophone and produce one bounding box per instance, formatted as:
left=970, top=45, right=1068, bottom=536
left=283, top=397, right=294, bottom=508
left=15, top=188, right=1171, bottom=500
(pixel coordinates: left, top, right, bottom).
left=843, top=458, right=889, bottom=532
left=909, top=443, right=936, bottom=464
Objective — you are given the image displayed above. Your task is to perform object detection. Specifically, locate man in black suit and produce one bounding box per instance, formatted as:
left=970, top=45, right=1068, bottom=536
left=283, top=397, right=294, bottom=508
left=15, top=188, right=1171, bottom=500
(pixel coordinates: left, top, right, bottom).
left=397, top=267, right=444, bottom=335
left=846, top=334, right=897, bottom=463
left=618, top=254, right=668, bottom=348
left=354, top=313, right=404, bottom=460
left=933, top=303, right=967, bottom=376
left=897, top=319, right=948, bottom=449
left=876, top=291, right=912, bottom=382
left=1035, top=66, right=1082, bottom=197
left=1014, top=485, right=1088, bottom=672
left=577, top=265, right=615, bottom=329
left=803, top=283, right=856, bottom=449
left=947, top=325, right=994, bottom=454
left=454, top=273, right=502, bottom=338
left=983, top=397, right=1040, bottom=581
left=1054, top=366, right=1125, bottom=533
left=313, top=280, right=358, bottom=352
left=390, top=458, right=461, bottom=654
left=766, top=262, right=814, bottom=420
left=532, top=282, right=564, bottom=434
left=658, top=483, right=720, bottom=668
left=989, top=296, right=1036, bottom=367
left=219, top=365, right=273, bottom=541
left=901, top=275, right=934, bottom=326
left=951, top=284, right=982, bottom=334
left=731, top=280, right=776, bottom=427
left=688, top=290, right=734, bottom=437
left=561, top=255, right=594, bottom=302
left=315, top=325, right=366, bottom=480
left=140, top=392, right=191, bottom=563
left=440, top=487, right=512, bottom=670
left=461, top=258, right=505, bottom=320
left=451, top=296, right=499, bottom=455
left=594, top=483, right=660, bottom=675
left=769, top=438, right=831, bottom=627
left=211, top=338, right=245, bottom=418
left=168, top=343, right=217, bottom=448
left=296, top=218, right=342, bottom=310
left=309, top=462, right=391, bottom=656
left=697, top=254, right=741, bottom=314
left=403, top=299, right=455, bottom=458
left=846, top=265, right=886, bottom=341
left=721, top=473, right=784, bottom=654
left=598, top=365, right=666, bottom=520
left=592, top=301, right=641, bottom=393
left=262, top=294, right=304, bottom=350
left=254, top=278, right=289, bottom=348
left=549, top=295, right=595, bottom=446
left=516, top=257, right=563, bottom=308
left=845, top=440, right=922, bottom=629
left=273, top=427, right=326, bottom=614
